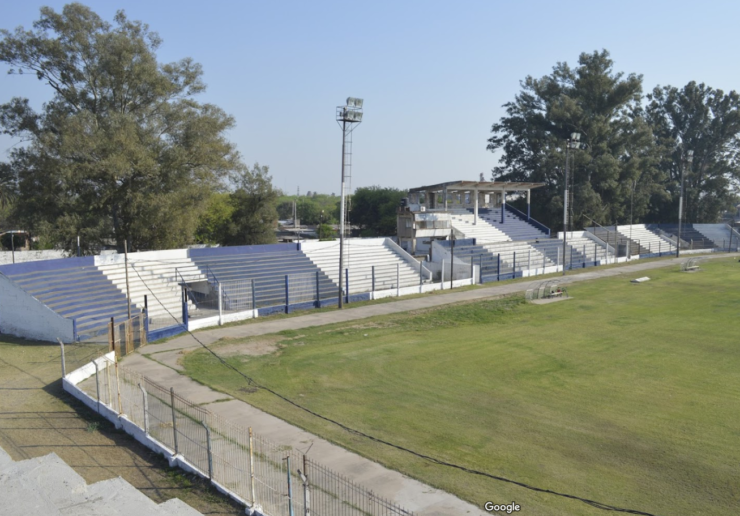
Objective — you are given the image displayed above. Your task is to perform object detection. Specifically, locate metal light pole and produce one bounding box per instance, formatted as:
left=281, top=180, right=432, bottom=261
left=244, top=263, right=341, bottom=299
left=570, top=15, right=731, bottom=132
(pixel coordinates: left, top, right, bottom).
left=676, top=150, right=693, bottom=258
left=336, top=98, right=363, bottom=308
left=562, top=132, right=580, bottom=275
left=629, top=179, right=636, bottom=259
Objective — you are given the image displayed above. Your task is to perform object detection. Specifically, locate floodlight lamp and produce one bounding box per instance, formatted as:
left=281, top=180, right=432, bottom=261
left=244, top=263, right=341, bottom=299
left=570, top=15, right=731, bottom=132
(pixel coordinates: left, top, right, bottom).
left=571, top=132, right=581, bottom=141
left=347, top=97, right=364, bottom=108
left=686, top=150, right=694, bottom=162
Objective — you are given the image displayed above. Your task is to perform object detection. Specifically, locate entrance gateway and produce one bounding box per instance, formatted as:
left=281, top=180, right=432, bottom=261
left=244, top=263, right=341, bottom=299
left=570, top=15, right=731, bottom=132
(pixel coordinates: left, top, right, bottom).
left=397, top=180, right=545, bottom=255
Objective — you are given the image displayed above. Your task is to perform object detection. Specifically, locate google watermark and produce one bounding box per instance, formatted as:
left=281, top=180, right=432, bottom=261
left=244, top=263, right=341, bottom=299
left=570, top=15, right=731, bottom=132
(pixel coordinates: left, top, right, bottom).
left=484, top=501, right=521, bottom=514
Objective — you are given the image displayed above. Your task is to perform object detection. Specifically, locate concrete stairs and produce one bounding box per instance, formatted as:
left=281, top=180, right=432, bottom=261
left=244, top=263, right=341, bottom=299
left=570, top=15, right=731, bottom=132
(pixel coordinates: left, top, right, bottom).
left=449, top=212, right=510, bottom=243
left=0, top=447, right=201, bottom=516
left=303, top=239, right=424, bottom=293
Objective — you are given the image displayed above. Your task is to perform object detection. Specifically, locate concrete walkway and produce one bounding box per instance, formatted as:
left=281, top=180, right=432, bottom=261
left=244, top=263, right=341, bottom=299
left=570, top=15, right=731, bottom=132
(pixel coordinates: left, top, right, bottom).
left=123, top=253, right=733, bottom=515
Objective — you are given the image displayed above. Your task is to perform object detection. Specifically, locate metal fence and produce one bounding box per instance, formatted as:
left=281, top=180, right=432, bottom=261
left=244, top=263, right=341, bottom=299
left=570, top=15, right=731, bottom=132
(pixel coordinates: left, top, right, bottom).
left=112, top=313, right=148, bottom=357
left=78, top=358, right=415, bottom=516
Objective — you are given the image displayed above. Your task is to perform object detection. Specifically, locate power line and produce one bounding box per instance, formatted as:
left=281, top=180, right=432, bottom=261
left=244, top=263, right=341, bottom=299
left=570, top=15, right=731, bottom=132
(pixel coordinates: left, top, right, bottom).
left=128, top=264, right=660, bottom=516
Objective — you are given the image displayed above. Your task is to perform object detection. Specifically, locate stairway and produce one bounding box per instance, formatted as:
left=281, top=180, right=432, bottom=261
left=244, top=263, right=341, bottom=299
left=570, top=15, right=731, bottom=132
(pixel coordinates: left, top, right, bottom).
left=0, top=446, right=202, bottom=516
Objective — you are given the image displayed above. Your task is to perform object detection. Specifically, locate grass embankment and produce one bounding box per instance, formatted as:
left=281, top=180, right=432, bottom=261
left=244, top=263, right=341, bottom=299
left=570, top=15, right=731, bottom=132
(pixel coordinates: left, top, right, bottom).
left=182, top=257, right=740, bottom=515
left=0, top=337, right=243, bottom=515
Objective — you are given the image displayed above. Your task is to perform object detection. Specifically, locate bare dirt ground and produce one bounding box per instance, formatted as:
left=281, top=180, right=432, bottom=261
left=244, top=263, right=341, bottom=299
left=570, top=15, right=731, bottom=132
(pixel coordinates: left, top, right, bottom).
left=0, top=336, right=243, bottom=516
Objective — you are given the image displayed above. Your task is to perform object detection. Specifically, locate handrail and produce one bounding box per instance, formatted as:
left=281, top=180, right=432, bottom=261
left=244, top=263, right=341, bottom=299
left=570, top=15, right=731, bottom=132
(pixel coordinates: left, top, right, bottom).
left=503, top=203, right=551, bottom=236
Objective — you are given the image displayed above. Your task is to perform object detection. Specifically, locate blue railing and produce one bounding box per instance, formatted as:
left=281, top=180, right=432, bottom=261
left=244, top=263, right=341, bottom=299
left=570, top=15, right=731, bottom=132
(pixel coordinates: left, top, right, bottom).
left=504, top=204, right=551, bottom=236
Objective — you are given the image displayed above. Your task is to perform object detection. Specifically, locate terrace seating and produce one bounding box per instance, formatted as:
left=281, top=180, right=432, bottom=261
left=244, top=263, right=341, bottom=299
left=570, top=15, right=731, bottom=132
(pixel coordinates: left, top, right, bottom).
left=96, top=257, right=202, bottom=326
left=692, top=224, right=737, bottom=250
left=449, top=212, right=509, bottom=243
left=302, top=239, right=424, bottom=293
left=476, top=208, right=549, bottom=241
left=648, top=224, right=716, bottom=250
left=2, top=259, right=138, bottom=338
left=190, top=249, right=335, bottom=308
left=615, top=225, right=676, bottom=255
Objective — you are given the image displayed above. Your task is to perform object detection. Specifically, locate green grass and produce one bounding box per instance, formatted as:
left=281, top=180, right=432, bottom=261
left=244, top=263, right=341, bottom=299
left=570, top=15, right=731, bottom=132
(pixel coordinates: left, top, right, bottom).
left=182, top=257, right=740, bottom=515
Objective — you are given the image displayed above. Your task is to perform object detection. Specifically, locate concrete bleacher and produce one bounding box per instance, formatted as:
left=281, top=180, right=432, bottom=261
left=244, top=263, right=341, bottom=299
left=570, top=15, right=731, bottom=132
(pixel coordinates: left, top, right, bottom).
left=648, top=224, right=715, bottom=250
left=448, top=211, right=510, bottom=243
left=0, top=257, right=139, bottom=339
left=477, top=208, right=549, bottom=241
left=302, top=238, right=429, bottom=294
left=0, top=446, right=201, bottom=516
left=693, top=224, right=738, bottom=250
left=189, top=244, right=336, bottom=309
left=615, top=225, right=676, bottom=255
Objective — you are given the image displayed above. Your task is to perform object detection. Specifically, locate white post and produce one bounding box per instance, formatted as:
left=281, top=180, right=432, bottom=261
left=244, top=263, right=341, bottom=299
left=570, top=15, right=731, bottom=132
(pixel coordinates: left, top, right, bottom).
left=527, top=250, right=531, bottom=273
left=473, top=189, right=479, bottom=225
left=557, top=246, right=561, bottom=270
left=218, top=282, right=223, bottom=326
left=441, top=259, right=445, bottom=290
left=396, top=263, right=400, bottom=297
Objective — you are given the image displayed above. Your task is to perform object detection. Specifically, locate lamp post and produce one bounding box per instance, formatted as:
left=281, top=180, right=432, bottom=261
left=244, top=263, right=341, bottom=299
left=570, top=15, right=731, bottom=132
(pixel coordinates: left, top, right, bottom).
left=336, top=97, right=363, bottom=308
left=562, top=132, right=581, bottom=275
left=676, top=150, right=694, bottom=258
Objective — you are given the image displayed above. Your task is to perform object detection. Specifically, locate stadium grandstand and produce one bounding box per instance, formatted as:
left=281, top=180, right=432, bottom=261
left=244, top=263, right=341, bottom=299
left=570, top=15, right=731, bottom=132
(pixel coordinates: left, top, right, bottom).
left=1, top=179, right=738, bottom=345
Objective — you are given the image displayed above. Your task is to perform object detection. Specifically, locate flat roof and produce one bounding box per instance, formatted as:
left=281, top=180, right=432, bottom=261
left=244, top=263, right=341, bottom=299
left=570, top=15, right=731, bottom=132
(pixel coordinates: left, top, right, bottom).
left=407, top=180, right=545, bottom=193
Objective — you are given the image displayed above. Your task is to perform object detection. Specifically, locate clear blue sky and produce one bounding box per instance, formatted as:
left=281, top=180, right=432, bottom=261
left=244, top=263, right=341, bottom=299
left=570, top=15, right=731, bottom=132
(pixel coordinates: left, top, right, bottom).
left=1, top=1, right=739, bottom=195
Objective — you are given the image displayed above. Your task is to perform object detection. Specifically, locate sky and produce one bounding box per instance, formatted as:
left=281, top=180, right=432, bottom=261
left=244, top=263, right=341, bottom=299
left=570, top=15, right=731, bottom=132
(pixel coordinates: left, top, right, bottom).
left=1, top=0, right=739, bottom=196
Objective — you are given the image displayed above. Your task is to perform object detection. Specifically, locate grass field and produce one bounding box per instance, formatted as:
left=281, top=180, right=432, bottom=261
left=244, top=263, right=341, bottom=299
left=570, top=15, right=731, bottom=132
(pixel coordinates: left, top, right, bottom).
left=182, top=257, right=740, bottom=515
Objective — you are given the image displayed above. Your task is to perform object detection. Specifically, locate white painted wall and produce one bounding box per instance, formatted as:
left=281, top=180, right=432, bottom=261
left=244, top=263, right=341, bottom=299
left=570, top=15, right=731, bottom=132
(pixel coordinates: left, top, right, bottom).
left=0, top=274, right=74, bottom=342
left=0, top=250, right=67, bottom=265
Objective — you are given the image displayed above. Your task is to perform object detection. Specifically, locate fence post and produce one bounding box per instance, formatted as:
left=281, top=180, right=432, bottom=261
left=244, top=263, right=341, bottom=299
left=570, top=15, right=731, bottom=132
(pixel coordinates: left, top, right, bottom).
left=58, top=338, right=66, bottom=379
left=441, top=259, right=445, bottom=289
left=285, top=275, right=290, bottom=313
left=108, top=317, right=114, bottom=353
left=138, top=383, right=149, bottom=435
left=302, top=455, right=311, bottom=516
left=251, top=279, right=257, bottom=317
left=479, top=255, right=483, bottom=283
left=470, top=258, right=474, bottom=285
left=513, top=251, right=516, bottom=277
left=170, top=388, right=179, bottom=454
left=396, top=263, right=400, bottom=297
left=583, top=244, right=586, bottom=268
left=594, top=243, right=597, bottom=265
left=218, top=282, right=223, bottom=326
left=419, top=261, right=423, bottom=293
left=181, top=286, right=189, bottom=328
left=286, top=456, right=295, bottom=516
left=202, top=421, right=213, bottom=480
left=249, top=427, right=256, bottom=505
left=115, top=357, right=122, bottom=415
left=345, top=268, right=349, bottom=304
left=659, top=241, right=661, bottom=255
left=570, top=247, right=573, bottom=270
left=315, top=271, right=320, bottom=308
left=94, top=360, right=100, bottom=413
left=497, top=253, right=501, bottom=281
left=528, top=249, right=531, bottom=273
left=557, top=246, right=561, bottom=269
left=371, top=266, right=375, bottom=294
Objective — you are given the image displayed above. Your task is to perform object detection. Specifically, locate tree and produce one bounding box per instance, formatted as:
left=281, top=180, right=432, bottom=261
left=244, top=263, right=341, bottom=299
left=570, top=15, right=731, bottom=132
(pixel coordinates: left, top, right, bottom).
left=194, top=192, right=235, bottom=244
left=349, top=186, right=406, bottom=236
left=487, top=50, right=660, bottom=230
left=645, top=82, right=740, bottom=223
left=0, top=4, right=242, bottom=251
left=223, top=163, right=278, bottom=246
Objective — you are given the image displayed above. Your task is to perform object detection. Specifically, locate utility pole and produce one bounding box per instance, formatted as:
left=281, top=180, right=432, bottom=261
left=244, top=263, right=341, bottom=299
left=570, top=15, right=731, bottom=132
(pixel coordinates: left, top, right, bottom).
left=677, top=150, right=694, bottom=257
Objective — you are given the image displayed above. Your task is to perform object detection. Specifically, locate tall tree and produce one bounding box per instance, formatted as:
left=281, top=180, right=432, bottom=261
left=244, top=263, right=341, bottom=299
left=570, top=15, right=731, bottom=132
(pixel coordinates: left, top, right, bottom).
left=350, top=186, right=406, bottom=236
left=224, top=163, right=279, bottom=246
left=487, top=50, right=660, bottom=230
left=0, top=4, right=242, bottom=251
left=645, top=82, right=740, bottom=223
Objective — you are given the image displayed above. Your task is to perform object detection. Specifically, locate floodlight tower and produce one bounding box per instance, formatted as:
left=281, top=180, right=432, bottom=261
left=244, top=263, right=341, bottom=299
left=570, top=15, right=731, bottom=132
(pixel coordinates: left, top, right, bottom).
left=562, top=132, right=581, bottom=275
left=336, top=97, right=363, bottom=308
left=676, top=149, right=694, bottom=257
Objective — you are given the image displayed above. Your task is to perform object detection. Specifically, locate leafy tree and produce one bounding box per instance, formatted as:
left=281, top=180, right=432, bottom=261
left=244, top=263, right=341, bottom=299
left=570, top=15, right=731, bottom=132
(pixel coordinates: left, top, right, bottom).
left=350, top=186, right=406, bottom=236
left=318, top=223, right=335, bottom=240
left=487, top=50, right=660, bottom=230
left=645, top=82, right=740, bottom=223
left=0, top=4, right=242, bottom=251
left=223, top=163, right=278, bottom=245
left=194, top=192, right=235, bottom=244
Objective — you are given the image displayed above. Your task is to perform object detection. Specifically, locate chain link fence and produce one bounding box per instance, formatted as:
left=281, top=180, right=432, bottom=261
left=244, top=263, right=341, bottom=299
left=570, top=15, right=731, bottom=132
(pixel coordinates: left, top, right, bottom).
left=75, top=358, right=414, bottom=516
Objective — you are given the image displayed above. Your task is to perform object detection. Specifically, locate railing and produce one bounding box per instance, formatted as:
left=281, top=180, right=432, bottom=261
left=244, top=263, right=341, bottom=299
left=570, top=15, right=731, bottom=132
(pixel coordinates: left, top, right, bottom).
left=504, top=203, right=551, bottom=236
left=71, top=357, right=415, bottom=516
